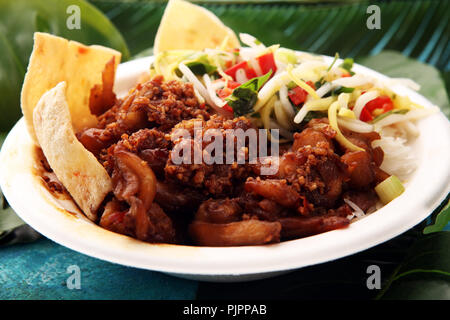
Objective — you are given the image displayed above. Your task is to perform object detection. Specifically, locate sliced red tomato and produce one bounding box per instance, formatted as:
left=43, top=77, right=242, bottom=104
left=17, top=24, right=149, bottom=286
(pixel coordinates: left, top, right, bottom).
left=217, top=88, right=232, bottom=99
left=224, top=52, right=277, bottom=81
left=227, top=80, right=241, bottom=90
left=360, top=95, right=394, bottom=122
left=256, top=52, right=277, bottom=76
left=224, top=61, right=257, bottom=80
left=223, top=104, right=233, bottom=113
left=225, top=60, right=233, bottom=69
left=216, top=80, right=240, bottom=99
left=216, top=81, right=241, bottom=113
left=360, top=107, right=373, bottom=122
left=288, top=81, right=316, bottom=106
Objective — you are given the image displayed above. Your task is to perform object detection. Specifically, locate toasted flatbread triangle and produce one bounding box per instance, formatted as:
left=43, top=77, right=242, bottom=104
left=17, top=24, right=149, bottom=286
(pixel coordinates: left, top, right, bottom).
left=21, top=32, right=121, bottom=143
left=154, top=0, right=240, bottom=54
left=33, top=82, right=113, bottom=221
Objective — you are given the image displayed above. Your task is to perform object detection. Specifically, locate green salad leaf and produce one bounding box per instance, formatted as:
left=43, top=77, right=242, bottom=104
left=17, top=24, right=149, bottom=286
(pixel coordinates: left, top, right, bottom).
left=339, top=57, right=355, bottom=76
left=226, top=70, right=272, bottom=116
left=0, top=0, right=130, bottom=132
left=331, top=86, right=355, bottom=96
left=340, top=57, right=354, bottom=72
left=185, top=60, right=217, bottom=76
left=177, top=54, right=218, bottom=76
left=326, top=53, right=339, bottom=72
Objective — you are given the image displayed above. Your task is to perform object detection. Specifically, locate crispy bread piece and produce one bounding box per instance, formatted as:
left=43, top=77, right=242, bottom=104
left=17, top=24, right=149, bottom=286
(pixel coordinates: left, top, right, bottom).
left=21, top=32, right=121, bottom=143
left=33, top=82, right=112, bottom=221
left=154, top=0, right=240, bottom=54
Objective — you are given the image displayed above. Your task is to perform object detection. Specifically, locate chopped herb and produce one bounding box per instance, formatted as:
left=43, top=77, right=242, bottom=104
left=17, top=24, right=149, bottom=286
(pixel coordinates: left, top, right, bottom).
left=322, top=86, right=355, bottom=98
left=340, top=57, right=355, bottom=75
left=315, top=77, right=325, bottom=90
left=185, top=61, right=217, bottom=75
left=175, top=54, right=217, bottom=76
left=333, top=86, right=355, bottom=95
left=239, top=69, right=272, bottom=92
left=287, top=81, right=297, bottom=90
left=226, top=70, right=273, bottom=116
left=254, top=39, right=262, bottom=45
left=371, top=109, right=409, bottom=123
left=300, top=111, right=327, bottom=125
left=327, top=53, right=340, bottom=71
left=227, top=88, right=258, bottom=116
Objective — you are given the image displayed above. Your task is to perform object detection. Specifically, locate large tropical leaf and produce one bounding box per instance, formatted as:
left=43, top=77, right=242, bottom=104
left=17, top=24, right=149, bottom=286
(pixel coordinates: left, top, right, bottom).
left=0, top=0, right=130, bottom=132
left=377, top=232, right=450, bottom=300
left=92, top=0, right=449, bottom=72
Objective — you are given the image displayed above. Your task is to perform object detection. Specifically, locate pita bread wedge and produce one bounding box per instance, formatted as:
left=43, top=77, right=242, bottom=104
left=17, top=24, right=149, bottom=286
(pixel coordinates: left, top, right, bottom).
left=33, top=82, right=113, bottom=221
left=21, top=32, right=121, bottom=144
left=154, top=0, right=240, bottom=54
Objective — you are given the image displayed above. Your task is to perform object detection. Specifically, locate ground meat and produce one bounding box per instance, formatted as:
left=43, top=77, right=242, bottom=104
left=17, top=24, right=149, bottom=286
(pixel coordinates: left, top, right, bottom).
left=74, top=74, right=392, bottom=246
left=164, top=115, right=256, bottom=197
left=195, top=198, right=242, bottom=224
left=103, top=128, right=171, bottom=178
left=78, top=75, right=210, bottom=158
left=155, top=180, right=205, bottom=213
left=251, top=120, right=347, bottom=210
left=244, top=178, right=301, bottom=208
left=292, top=119, right=336, bottom=152
left=279, top=215, right=350, bottom=239
left=98, top=75, right=210, bottom=132
left=237, top=193, right=290, bottom=222
left=103, top=148, right=176, bottom=243
left=344, top=189, right=378, bottom=212
left=189, top=219, right=281, bottom=246
left=341, top=128, right=390, bottom=187
left=341, top=150, right=374, bottom=188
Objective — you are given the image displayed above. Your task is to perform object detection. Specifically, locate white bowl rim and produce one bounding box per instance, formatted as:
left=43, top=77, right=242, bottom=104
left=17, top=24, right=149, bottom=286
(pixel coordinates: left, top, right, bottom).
left=1, top=54, right=450, bottom=278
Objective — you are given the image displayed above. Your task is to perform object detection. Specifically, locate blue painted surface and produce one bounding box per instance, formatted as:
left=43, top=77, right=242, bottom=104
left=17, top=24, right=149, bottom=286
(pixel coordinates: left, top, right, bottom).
left=0, top=238, right=198, bottom=300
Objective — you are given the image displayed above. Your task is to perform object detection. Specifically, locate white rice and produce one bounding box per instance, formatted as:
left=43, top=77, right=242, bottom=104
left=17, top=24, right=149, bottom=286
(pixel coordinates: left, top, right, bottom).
left=344, top=198, right=365, bottom=220
left=372, top=124, right=418, bottom=181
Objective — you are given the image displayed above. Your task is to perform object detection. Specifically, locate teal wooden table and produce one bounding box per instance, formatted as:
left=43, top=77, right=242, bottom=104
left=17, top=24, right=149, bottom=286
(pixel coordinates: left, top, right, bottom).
left=0, top=238, right=198, bottom=300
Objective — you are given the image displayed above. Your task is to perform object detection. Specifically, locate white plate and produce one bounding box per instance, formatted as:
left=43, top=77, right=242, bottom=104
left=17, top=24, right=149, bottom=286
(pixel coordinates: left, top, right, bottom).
left=1, top=56, right=450, bottom=282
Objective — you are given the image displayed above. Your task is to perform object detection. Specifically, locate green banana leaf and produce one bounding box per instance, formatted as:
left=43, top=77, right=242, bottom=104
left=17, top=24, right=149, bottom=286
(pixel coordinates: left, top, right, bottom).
left=0, top=134, right=25, bottom=236
left=377, top=232, right=450, bottom=300
left=0, top=0, right=130, bottom=132
left=424, top=195, right=450, bottom=234
left=92, top=0, right=449, bottom=72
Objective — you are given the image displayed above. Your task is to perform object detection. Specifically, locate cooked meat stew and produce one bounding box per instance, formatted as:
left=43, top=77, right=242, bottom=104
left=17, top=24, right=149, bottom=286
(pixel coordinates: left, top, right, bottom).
left=50, top=76, right=389, bottom=246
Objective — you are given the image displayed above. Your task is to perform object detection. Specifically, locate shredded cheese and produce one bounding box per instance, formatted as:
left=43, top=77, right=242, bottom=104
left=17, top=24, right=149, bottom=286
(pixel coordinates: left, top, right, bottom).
left=286, top=65, right=319, bottom=100
left=328, top=101, right=365, bottom=152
